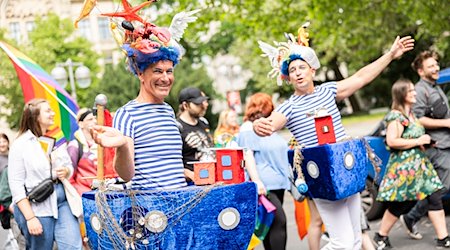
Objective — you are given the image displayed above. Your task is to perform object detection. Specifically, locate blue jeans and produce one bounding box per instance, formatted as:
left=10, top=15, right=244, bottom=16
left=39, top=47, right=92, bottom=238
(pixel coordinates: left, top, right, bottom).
left=14, top=183, right=82, bottom=250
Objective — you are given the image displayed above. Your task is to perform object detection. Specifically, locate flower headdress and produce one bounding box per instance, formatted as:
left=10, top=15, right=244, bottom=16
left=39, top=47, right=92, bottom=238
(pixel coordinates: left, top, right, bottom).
left=75, top=0, right=200, bottom=76
left=258, top=22, right=320, bottom=85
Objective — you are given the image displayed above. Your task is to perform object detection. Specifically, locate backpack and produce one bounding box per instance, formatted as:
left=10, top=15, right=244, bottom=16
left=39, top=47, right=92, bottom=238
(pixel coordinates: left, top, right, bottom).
left=75, top=138, right=83, bottom=165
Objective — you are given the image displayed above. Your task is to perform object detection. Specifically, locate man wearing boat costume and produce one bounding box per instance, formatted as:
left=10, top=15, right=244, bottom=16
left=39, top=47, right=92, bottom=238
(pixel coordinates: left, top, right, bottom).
left=254, top=25, right=414, bottom=249
left=86, top=1, right=258, bottom=249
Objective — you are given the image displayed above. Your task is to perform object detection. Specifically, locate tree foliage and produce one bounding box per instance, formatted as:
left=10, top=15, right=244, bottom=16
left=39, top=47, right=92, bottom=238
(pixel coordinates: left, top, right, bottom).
left=156, top=0, right=450, bottom=109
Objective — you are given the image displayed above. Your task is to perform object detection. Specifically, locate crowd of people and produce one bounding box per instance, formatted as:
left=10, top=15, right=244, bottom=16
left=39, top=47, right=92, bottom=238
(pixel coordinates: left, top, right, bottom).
left=0, top=48, right=449, bottom=249
left=1, top=4, right=449, bottom=250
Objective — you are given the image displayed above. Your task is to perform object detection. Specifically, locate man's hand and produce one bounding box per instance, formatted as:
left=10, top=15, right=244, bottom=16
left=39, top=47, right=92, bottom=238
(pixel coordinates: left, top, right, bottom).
left=389, top=36, right=415, bottom=60
left=252, top=118, right=274, bottom=137
left=90, top=125, right=127, bottom=148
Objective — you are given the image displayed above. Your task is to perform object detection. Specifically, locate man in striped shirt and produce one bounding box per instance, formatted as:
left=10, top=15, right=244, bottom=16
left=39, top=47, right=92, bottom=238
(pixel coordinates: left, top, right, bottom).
left=254, top=35, right=415, bottom=250
left=91, top=33, right=188, bottom=189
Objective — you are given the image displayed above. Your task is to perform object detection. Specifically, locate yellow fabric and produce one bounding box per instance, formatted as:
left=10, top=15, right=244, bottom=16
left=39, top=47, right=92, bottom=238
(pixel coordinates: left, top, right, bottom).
left=247, top=234, right=261, bottom=250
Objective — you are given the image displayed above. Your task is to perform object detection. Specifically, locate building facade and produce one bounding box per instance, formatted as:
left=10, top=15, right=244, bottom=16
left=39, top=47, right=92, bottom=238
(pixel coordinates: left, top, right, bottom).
left=0, top=0, right=123, bottom=65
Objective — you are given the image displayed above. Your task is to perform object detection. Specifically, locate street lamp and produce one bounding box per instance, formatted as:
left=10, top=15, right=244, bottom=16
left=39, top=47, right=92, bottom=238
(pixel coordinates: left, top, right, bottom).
left=51, top=58, right=91, bottom=102
left=218, top=64, right=242, bottom=92
left=217, top=63, right=244, bottom=113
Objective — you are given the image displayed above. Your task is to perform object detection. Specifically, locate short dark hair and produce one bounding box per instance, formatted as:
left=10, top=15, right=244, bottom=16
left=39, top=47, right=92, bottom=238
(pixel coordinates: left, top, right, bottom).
left=411, top=51, right=438, bottom=72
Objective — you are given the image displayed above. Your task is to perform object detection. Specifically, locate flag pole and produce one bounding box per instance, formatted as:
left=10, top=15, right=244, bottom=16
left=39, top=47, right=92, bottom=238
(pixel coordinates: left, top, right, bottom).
left=94, top=94, right=107, bottom=181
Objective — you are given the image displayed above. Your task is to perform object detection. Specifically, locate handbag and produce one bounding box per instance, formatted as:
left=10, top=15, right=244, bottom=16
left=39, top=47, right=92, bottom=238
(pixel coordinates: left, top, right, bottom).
left=26, top=178, right=54, bottom=203
left=61, top=179, right=83, bottom=218
left=26, top=156, right=54, bottom=203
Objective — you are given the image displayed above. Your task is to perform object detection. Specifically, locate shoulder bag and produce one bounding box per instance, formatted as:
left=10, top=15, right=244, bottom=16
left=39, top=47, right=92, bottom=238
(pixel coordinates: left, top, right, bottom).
left=26, top=162, right=54, bottom=203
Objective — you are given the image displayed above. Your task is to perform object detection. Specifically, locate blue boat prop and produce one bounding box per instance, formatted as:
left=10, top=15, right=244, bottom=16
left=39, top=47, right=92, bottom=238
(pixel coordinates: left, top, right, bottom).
left=82, top=182, right=257, bottom=249
left=437, top=67, right=450, bottom=85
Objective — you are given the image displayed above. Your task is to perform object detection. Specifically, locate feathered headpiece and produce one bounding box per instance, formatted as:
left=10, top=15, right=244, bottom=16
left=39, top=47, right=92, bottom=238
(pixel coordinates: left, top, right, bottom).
left=258, top=22, right=320, bottom=86
left=74, top=0, right=200, bottom=76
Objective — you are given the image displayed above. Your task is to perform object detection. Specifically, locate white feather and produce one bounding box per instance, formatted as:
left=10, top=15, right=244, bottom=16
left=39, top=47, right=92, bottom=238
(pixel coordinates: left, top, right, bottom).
left=257, top=40, right=279, bottom=68
left=168, top=9, right=201, bottom=42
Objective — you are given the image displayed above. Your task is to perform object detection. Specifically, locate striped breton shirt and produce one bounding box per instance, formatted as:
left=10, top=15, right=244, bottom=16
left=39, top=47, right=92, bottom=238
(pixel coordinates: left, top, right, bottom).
left=276, top=81, right=346, bottom=147
left=113, top=100, right=187, bottom=189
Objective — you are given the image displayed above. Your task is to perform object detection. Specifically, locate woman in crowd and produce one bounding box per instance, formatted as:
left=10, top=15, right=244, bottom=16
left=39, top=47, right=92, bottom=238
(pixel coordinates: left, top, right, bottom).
left=67, top=108, right=98, bottom=195
left=8, top=99, right=82, bottom=249
left=0, top=133, right=8, bottom=174
left=0, top=132, right=26, bottom=250
left=214, top=109, right=240, bottom=147
left=236, top=93, right=291, bottom=250
left=374, top=79, right=449, bottom=249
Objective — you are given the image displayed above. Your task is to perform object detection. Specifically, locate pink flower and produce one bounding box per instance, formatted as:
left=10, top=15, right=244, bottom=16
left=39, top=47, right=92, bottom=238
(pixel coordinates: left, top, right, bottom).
left=409, top=169, right=415, bottom=176
left=388, top=172, right=396, bottom=179
left=401, top=120, right=409, bottom=127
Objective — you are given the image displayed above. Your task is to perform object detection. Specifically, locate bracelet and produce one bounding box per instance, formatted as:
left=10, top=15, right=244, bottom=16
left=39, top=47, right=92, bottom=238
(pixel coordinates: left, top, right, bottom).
left=26, top=216, right=36, bottom=221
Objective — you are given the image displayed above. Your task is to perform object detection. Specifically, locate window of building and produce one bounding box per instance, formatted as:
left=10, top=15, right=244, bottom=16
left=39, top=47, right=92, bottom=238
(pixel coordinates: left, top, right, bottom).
left=98, top=18, right=111, bottom=41
left=26, top=21, right=35, bottom=33
left=78, top=20, right=92, bottom=41
left=9, top=22, right=21, bottom=43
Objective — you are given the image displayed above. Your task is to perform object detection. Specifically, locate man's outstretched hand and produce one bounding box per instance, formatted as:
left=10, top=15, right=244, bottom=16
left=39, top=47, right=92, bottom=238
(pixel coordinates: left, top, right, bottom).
left=91, top=125, right=127, bottom=148
left=390, top=36, right=415, bottom=59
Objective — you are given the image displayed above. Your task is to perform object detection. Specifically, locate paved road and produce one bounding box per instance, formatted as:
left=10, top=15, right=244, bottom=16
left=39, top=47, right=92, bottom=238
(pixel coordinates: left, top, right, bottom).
left=263, top=192, right=450, bottom=250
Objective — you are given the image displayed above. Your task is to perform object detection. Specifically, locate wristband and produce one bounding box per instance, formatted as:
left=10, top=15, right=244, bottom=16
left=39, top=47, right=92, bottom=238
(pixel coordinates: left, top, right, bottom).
left=26, top=216, right=36, bottom=221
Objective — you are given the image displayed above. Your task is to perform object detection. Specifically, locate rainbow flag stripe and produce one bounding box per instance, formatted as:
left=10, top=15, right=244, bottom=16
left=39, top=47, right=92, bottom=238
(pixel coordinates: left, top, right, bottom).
left=45, top=126, right=67, bottom=148
left=0, top=41, right=79, bottom=140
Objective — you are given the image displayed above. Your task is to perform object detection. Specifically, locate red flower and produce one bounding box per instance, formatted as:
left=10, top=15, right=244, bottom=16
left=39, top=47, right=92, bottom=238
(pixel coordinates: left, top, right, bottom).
left=401, top=119, right=409, bottom=127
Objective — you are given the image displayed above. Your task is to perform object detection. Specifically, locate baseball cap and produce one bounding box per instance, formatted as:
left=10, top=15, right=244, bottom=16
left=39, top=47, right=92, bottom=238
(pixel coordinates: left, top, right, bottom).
left=178, top=87, right=209, bottom=104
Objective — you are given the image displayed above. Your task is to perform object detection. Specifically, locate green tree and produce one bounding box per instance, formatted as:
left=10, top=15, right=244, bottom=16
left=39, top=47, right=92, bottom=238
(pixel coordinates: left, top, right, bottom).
left=94, top=62, right=140, bottom=111
left=0, top=30, right=25, bottom=129
left=157, top=0, right=449, bottom=111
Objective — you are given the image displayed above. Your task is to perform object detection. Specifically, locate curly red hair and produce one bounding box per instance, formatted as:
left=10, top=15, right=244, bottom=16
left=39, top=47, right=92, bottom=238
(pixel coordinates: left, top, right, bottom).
left=243, top=93, right=274, bottom=122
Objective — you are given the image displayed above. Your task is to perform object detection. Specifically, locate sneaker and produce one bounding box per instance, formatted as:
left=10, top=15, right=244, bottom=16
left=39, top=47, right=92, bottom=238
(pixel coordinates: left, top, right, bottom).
left=436, top=236, right=450, bottom=249
left=321, top=231, right=330, bottom=242
left=373, top=233, right=392, bottom=250
left=399, top=215, right=423, bottom=240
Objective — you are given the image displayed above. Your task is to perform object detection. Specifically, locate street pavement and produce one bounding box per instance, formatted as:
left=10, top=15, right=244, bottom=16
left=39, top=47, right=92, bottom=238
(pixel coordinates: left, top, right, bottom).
left=261, top=119, right=450, bottom=249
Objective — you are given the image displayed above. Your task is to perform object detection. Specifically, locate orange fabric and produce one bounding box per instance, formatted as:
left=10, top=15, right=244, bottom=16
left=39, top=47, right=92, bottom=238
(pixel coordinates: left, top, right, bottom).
left=294, top=199, right=325, bottom=240
left=294, top=199, right=310, bottom=240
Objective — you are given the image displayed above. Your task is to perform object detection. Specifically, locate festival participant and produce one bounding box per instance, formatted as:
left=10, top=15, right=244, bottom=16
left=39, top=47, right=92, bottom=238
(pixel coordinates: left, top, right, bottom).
left=400, top=51, right=450, bottom=248
left=214, top=109, right=240, bottom=147
left=236, top=92, right=290, bottom=249
left=374, top=79, right=449, bottom=249
left=0, top=132, right=25, bottom=250
left=254, top=28, right=414, bottom=249
left=177, top=87, right=214, bottom=182
left=67, top=108, right=98, bottom=195
left=8, top=99, right=82, bottom=249
left=90, top=9, right=199, bottom=190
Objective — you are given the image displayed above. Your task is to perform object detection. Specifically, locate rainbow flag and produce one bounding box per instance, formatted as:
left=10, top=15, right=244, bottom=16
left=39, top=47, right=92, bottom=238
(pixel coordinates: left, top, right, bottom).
left=0, top=41, right=79, bottom=140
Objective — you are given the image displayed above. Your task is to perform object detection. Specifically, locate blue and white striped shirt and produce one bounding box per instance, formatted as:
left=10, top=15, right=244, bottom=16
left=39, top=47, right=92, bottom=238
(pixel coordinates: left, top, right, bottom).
left=276, top=82, right=346, bottom=147
left=113, top=100, right=187, bottom=189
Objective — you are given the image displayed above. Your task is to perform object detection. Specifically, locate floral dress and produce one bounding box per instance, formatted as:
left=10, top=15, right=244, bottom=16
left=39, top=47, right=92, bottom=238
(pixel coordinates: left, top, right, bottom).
left=377, top=111, right=444, bottom=202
